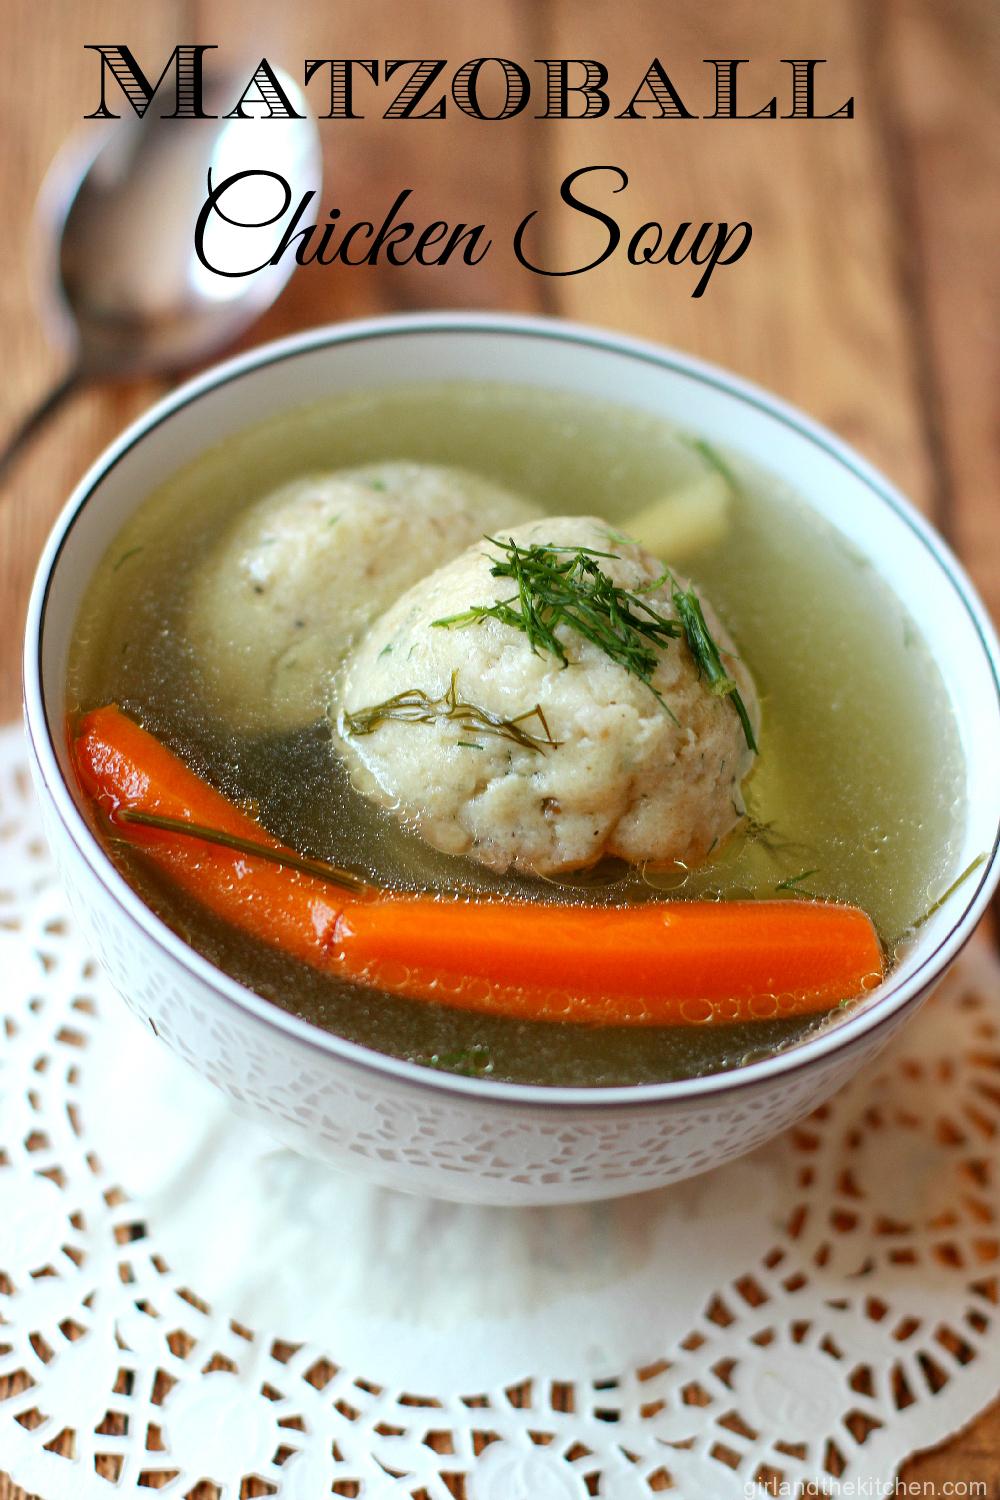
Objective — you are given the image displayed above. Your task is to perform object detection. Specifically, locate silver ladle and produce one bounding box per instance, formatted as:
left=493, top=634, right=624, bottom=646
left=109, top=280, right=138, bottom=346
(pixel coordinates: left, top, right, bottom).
left=0, top=70, right=321, bottom=483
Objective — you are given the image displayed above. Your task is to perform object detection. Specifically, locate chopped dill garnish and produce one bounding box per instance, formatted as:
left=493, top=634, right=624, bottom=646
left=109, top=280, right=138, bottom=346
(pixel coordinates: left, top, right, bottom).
left=112, top=545, right=144, bottom=573
left=432, top=536, right=756, bottom=751
left=341, top=669, right=559, bottom=753
left=433, top=536, right=683, bottom=717
left=455, top=741, right=484, bottom=750
left=775, top=868, right=820, bottom=893
left=668, top=572, right=757, bottom=752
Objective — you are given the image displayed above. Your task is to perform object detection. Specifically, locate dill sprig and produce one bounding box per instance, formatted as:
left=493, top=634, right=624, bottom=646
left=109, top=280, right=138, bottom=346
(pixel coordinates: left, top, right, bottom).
left=743, top=813, right=816, bottom=862
left=114, top=808, right=370, bottom=892
left=686, top=436, right=740, bottom=493
left=667, top=573, right=758, bottom=752
left=775, top=867, right=820, bottom=894
left=342, top=670, right=559, bottom=753
left=433, top=537, right=683, bottom=716
left=415, top=1045, right=495, bottom=1077
left=909, top=853, right=987, bottom=933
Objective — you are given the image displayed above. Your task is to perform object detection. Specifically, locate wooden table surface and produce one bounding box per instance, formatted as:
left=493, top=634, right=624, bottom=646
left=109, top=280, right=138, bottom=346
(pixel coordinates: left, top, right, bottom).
left=2, top=1, right=997, bottom=1495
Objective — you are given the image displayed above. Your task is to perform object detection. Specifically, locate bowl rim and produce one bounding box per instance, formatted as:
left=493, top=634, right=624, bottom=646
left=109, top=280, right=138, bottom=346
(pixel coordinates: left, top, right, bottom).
left=23, top=310, right=1000, bottom=1110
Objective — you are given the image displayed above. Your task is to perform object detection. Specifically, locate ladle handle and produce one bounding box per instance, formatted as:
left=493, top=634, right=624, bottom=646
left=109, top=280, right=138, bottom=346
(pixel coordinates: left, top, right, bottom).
left=0, top=366, right=84, bottom=489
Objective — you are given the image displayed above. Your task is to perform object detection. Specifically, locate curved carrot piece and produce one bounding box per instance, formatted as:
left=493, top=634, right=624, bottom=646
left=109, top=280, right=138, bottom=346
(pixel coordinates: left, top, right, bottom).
left=73, top=704, right=355, bottom=970
left=72, top=705, right=885, bottom=1026
left=334, top=897, right=884, bottom=1025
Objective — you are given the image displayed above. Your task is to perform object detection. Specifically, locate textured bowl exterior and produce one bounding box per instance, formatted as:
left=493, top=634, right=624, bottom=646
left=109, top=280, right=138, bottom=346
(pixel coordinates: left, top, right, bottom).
left=33, top=745, right=924, bottom=1206
left=23, top=314, right=1000, bottom=1205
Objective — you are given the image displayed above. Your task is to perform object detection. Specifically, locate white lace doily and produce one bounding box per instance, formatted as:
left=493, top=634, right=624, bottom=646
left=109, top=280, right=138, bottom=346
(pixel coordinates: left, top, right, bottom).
left=2, top=719, right=999, bottom=1499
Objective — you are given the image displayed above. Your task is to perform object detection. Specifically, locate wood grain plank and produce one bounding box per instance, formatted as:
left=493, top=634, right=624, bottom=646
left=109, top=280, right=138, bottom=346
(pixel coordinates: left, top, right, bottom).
left=536, top=0, right=937, bottom=515
left=883, top=0, right=1000, bottom=1482
left=876, top=0, right=1000, bottom=622
left=0, top=1, right=183, bottom=724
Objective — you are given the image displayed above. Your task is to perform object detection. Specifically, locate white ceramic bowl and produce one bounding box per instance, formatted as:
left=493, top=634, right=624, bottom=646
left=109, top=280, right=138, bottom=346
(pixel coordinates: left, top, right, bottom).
left=23, top=313, right=1000, bottom=1205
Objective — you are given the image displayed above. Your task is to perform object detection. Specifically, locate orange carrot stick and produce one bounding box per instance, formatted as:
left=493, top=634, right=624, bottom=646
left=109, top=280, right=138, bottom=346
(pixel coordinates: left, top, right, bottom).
left=335, top=897, right=884, bottom=1025
left=73, top=704, right=359, bottom=970
left=72, top=705, right=885, bottom=1026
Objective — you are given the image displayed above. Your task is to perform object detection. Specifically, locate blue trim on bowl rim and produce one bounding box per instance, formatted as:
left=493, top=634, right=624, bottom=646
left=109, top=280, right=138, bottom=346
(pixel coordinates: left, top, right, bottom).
left=23, top=311, right=1000, bottom=1109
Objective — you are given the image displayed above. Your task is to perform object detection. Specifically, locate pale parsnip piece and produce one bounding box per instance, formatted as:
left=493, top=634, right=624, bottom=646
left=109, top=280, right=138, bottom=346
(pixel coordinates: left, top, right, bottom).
left=621, top=469, right=731, bottom=563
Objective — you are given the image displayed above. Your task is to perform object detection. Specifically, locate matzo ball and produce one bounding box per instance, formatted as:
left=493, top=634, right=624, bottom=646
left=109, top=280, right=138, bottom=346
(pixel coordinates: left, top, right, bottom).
left=337, top=516, right=760, bottom=875
left=185, top=461, right=540, bottom=730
